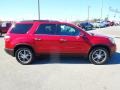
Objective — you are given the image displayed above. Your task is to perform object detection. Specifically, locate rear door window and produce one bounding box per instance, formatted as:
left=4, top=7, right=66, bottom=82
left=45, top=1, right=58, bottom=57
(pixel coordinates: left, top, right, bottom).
left=35, top=24, right=57, bottom=35
left=10, top=24, right=32, bottom=34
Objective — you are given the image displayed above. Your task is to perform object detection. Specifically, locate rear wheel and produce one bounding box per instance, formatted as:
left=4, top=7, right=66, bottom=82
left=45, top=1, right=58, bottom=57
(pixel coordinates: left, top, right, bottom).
left=89, top=47, right=109, bottom=65
left=15, top=47, right=34, bottom=65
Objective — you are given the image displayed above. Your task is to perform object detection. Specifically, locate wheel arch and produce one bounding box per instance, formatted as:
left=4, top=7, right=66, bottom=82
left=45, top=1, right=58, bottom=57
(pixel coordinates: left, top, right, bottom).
left=14, top=44, right=35, bottom=56
left=89, top=44, right=110, bottom=57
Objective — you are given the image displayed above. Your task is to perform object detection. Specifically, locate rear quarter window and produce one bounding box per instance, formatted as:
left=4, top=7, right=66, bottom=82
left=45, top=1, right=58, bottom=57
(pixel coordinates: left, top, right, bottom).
left=10, top=24, right=32, bottom=34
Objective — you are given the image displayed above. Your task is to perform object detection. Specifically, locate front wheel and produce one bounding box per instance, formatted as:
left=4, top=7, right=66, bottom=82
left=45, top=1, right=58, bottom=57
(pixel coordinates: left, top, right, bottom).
left=15, top=47, right=34, bottom=65
left=89, top=47, right=109, bottom=65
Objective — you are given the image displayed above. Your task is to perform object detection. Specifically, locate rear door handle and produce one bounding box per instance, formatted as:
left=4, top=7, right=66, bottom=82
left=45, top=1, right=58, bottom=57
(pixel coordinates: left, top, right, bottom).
left=60, top=38, right=67, bottom=42
left=35, top=38, right=42, bottom=41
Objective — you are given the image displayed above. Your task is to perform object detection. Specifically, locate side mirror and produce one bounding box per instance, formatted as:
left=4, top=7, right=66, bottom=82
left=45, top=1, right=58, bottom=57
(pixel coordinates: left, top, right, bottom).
left=76, top=32, right=88, bottom=40
left=79, top=33, right=85, bottom=37
left=80, top=33, right=88, bottom=40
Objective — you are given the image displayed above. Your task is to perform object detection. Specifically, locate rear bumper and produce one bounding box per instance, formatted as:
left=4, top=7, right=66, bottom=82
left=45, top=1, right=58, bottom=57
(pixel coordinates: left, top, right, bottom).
left=5, top=48, right=14, bottom=57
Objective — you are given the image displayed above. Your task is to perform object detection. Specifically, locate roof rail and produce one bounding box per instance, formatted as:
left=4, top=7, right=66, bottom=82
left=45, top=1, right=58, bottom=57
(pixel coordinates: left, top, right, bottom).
left=20, top=20, right=59, bottom=22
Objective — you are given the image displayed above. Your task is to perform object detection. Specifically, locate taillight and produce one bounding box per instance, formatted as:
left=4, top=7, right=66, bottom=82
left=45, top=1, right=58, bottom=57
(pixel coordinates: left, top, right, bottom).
left=4, top=35, right=10, bottom=40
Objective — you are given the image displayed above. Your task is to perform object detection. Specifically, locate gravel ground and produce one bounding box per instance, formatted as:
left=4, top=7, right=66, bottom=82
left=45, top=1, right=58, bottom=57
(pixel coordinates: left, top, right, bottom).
left=0, top=26, right=120, bottom=90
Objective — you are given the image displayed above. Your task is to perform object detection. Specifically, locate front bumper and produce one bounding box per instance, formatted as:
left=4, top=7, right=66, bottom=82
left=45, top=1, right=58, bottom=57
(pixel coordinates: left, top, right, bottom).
left=5, top=48, right=14, bottom=57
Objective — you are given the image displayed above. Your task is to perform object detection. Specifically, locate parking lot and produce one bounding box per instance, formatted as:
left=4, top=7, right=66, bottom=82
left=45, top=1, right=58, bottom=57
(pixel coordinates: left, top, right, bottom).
left=0, top=26, right=120, bottom=90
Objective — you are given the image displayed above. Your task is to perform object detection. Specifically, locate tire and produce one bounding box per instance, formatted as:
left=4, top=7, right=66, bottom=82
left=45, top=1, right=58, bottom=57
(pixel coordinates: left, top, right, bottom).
left=15, top=47, right=34, bottom=65
left=88, top=47, right=109, bottom=65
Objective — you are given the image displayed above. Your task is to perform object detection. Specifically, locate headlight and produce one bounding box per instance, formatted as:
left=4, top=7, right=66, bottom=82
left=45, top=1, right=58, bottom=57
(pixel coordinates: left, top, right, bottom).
left=108, top=37, right=115, bottom=44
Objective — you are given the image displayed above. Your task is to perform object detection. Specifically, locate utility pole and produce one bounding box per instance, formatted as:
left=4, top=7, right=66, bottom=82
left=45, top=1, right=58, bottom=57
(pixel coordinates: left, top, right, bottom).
left=101, top=0, right=103, bottom=20
left=88, top=6, right=90, bottom=21
left=38, top=0, right=40, bottom=20
left=107, top=7, right=111, bottom=19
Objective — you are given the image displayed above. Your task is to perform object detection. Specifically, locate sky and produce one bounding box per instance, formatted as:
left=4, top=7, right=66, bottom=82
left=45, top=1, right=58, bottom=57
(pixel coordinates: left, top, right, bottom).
left=0, top=0, right=120, bottom=21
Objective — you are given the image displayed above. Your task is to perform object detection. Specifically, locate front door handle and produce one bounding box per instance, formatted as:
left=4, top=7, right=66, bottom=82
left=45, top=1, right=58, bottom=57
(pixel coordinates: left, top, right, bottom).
left=35, top=38, right=42, bottom=41
left=60, top=38, right=67, bottom=42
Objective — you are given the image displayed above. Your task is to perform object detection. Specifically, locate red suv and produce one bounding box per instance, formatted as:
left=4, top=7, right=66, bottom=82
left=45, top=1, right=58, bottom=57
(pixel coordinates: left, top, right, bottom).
left=4, top=20, right=116, bottom=65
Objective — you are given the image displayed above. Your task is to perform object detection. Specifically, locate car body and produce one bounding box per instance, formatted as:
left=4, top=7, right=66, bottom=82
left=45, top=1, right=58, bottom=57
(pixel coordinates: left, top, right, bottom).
left=79, top=22, right=93, bottom=30
left=92, top=21, right=106, bottom=28
left=101, top=21, right=115, bottom=27
left=4, top=20, right=116, bottom=65
left=114, top=21, right=120, bottom=26
left=102, top=21, right=110, bottom=27
left=0, top=22, right=12, bottom=36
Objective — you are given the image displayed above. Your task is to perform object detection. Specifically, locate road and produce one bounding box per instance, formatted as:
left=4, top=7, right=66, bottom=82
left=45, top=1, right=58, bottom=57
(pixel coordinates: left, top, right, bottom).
left=0, top=26, right=120, bottom=90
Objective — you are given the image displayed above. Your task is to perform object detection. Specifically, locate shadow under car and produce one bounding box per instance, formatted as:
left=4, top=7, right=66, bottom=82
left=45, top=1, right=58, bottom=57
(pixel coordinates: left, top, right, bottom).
left=32, top=52, right=120, bottom=65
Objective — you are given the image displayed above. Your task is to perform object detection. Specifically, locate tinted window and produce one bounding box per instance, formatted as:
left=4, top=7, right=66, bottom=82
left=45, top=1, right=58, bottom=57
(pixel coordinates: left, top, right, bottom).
left=35, top=24, right=56, bottom=35
left=57, top=25, right=80, bottom=36
left=10, top=24, right=32, bottom=34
